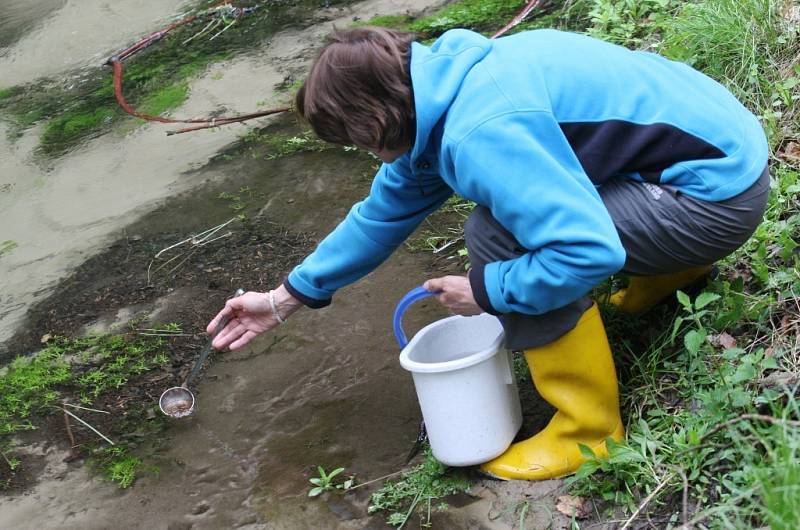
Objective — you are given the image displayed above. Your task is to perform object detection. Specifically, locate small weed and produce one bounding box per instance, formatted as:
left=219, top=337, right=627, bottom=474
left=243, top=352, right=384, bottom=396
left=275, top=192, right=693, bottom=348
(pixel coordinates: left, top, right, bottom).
left=410, top=0, right=528, bottom=36
left=217, top=186, right=265, bottom=221
left=307, top=465, right=354, bottom=497
left=95, top=446, right=143, bottom=488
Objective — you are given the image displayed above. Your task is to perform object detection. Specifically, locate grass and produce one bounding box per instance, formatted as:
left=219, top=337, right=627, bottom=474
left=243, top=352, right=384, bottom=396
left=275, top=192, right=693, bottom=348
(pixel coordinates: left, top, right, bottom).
left=661, top=0, right=800, bottom=146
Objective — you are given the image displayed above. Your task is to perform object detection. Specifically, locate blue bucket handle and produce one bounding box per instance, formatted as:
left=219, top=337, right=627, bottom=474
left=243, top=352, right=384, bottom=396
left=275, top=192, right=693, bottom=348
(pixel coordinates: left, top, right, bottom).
left=393, top=286, right=440, bottom=349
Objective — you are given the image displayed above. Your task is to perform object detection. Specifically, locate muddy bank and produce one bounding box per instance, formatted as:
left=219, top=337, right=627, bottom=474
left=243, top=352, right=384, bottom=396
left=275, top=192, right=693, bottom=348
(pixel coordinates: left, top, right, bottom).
left=0, top=0, right=449, bottom=346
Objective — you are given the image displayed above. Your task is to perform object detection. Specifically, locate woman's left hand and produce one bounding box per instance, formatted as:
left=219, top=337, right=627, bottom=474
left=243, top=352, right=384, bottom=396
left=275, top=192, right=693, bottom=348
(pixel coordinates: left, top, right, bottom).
left=423, top=275, right=483, bottom=316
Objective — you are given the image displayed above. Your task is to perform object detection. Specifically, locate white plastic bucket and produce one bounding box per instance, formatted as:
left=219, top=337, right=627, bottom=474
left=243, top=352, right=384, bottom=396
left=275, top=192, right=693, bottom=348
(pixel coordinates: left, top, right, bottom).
left=394, top=288, right=522, bottom=466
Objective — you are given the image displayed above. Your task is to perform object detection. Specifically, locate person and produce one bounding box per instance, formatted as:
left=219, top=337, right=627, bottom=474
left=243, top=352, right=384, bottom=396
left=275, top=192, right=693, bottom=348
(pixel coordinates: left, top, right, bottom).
left=207, top=26, right=769, bottom=480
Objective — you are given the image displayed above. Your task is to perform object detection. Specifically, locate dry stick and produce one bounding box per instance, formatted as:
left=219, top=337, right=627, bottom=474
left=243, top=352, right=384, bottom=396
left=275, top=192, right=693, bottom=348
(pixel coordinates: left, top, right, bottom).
left=62, top=408, right=115, bottom=446
left=677, top=467, right=689, bottom=528
left=344, top=469, right=405, bottom=491
left=63, top=409, right=76, bottom=448
left=618, top=473, right=675, bottom=530
left=0, top=449, right=16, bottom=469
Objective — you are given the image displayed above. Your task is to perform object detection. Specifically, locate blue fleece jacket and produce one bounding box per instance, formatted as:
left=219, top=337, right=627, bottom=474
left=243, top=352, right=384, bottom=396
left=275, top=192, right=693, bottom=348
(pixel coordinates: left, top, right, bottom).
left=285, top=29, right=768, bottom=315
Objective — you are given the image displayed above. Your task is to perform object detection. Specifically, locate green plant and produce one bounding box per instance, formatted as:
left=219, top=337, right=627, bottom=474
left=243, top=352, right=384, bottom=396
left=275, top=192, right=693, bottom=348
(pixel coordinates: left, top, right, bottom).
left=307, top=465, right=354, bottom=497
left=369, top=450, right=470, bottom=527
left=583, top=0, right=680, bottom=48
left=96, top=446, right=143, bottom=488
left=409, top=0, right=529, bottom=36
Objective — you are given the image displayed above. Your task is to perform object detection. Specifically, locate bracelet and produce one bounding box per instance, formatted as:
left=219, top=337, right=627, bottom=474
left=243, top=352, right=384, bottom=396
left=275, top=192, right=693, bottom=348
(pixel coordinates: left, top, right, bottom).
left=268, top=290, right=286, bottom=324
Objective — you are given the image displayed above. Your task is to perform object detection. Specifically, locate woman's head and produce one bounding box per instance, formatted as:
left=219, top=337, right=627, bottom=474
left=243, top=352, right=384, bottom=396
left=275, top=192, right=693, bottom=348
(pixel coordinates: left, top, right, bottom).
left=296, top=27, right=416, bottom=161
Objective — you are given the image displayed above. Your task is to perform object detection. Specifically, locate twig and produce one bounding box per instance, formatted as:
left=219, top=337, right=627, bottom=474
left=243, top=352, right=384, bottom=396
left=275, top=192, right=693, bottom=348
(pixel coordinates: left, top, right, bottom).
left=398, top=490, right=423, bottom=530
left=63, top=409, right=76, bottom=447
left=210, top=18, right=236, bottom=40
left=619, top=472, right=675, bottom=530
left=136, top=331, right=194, bottom=337
left=62, top=408, right=115, bottom=446
left=677, top=467, right=689, bottom=527
left=153, top=218, right=236, bottom=259
left=0, top=450, right=16, bottom=469
left=63, top=402, right=110, bottom=414
left=344, top=469, right=405, bottom=491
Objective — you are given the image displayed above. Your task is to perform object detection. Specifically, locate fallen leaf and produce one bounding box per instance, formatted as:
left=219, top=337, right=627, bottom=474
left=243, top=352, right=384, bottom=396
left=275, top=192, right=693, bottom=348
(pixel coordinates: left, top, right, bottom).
left=556, top=495, right=591, bottom=519
left=709, top=332, right=737, bottom=349
left=759, top=371, right=799, bottom=387
left=779, top=142, right=800, bottom=165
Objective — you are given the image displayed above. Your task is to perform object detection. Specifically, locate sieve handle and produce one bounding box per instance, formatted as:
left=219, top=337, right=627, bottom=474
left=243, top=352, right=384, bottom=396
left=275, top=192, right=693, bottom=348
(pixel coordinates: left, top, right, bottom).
left=185, top=288, right=244, bottom=386
left=393, top=286, right=440, bottom=349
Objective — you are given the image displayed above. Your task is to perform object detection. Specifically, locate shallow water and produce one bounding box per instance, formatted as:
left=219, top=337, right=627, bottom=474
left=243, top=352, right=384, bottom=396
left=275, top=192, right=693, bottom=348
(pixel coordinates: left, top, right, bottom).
left=0, top=0, right=66, bottom=50
left=0, top=0, right=191, bottom=88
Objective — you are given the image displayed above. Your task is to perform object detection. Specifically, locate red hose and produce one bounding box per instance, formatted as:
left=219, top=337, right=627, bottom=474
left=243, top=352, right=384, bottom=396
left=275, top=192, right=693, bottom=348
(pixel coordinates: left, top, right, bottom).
left=107, top=0, right=543, bottom=134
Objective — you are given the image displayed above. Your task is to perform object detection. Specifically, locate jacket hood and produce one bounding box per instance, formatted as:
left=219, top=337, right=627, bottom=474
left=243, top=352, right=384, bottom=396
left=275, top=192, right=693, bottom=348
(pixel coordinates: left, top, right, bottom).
left=409, top=29, right=492, bottom=164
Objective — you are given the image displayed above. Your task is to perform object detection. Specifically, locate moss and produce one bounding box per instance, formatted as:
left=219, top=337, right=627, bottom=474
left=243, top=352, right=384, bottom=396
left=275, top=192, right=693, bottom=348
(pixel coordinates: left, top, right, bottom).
left=138, top=83, right=189, bottom=116
left=41, top=108, right=118, bottom=152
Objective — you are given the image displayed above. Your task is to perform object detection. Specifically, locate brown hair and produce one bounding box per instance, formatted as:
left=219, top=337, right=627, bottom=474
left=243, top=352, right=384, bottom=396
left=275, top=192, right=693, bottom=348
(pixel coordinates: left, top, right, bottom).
left=296, top=27, right=416, bottom=152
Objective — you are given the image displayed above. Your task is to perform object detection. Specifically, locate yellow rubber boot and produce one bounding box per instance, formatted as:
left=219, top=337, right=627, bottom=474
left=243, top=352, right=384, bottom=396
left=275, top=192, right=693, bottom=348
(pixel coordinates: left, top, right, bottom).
left=480, top=303, right=624, bottom=481
left=609, top=266, right=713, bottom=314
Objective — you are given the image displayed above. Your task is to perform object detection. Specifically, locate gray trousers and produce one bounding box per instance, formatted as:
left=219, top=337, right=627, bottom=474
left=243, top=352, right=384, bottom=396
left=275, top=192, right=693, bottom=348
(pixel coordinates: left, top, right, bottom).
left=466, top=168, right=770, bottom=350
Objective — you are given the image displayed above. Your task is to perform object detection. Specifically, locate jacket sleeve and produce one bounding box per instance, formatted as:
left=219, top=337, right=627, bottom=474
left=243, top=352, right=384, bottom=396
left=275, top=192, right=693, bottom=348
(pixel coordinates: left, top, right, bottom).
left=454, top=111, right=626, bottom=315
left=285, top=155, right=453, bottom=307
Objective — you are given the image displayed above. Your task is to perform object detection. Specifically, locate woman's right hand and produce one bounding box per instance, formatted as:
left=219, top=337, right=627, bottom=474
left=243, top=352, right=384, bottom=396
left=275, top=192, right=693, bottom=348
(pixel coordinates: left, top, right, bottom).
left=207, top=285, right=301, bottom=351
